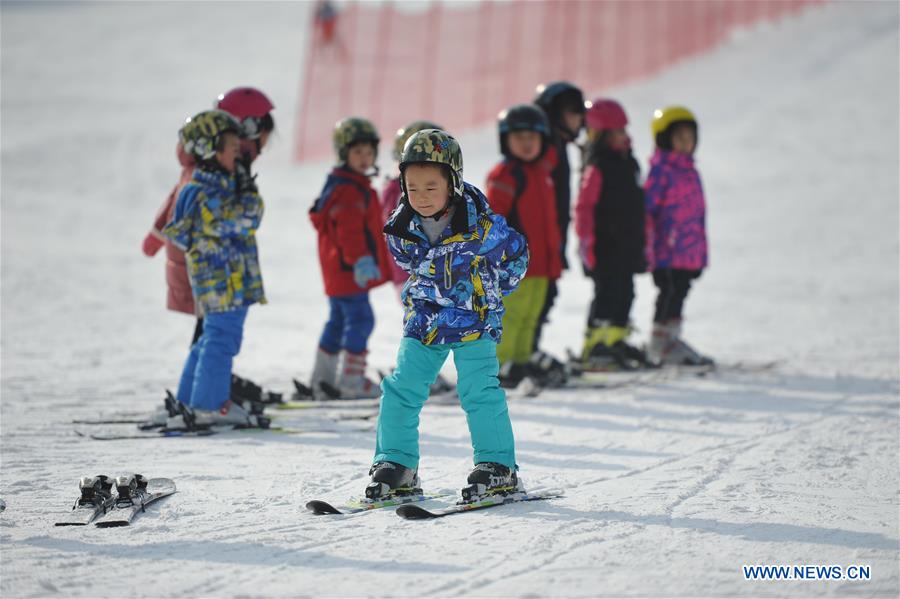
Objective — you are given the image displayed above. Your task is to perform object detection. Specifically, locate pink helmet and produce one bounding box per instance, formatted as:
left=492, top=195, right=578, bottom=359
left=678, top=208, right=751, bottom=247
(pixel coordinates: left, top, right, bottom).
left=585, top=98, right=628, bottom=131
left=215, top=87, right=275, bottom=139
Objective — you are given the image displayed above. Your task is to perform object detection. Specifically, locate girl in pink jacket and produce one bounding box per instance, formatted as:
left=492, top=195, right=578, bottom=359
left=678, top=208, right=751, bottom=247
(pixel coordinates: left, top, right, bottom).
left=644, top=105, right=712, bottom=367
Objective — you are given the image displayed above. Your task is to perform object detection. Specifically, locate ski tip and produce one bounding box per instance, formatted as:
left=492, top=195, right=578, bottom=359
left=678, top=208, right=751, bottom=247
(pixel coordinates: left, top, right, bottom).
left=305, top=500, right=342, bottom=515
left=395, top=504, right=437, bottom=520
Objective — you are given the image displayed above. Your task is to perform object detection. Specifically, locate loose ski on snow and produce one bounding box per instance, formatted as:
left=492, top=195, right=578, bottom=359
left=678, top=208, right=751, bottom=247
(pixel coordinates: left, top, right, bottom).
left=306, top=492, right=446, bottom=515
left=396, top=488, right=564, bottom=520
left=93, top=475, right=176, bottom=527
left=54, top=475, right=116, bottom=526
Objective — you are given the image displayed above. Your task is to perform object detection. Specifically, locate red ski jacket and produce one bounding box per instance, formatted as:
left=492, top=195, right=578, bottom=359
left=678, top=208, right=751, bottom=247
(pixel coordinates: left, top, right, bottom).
left=485, top=154, right=562, bottom=280
left=309, top=167, right=390, bottom=297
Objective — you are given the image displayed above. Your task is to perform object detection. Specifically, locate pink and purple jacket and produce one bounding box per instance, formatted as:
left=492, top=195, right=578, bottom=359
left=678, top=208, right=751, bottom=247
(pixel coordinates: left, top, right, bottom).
left=380, top=176, right=409, bottom=288
left=142, top=142, right=197, bottom=315
left=644, top=149, right=708, bottom=271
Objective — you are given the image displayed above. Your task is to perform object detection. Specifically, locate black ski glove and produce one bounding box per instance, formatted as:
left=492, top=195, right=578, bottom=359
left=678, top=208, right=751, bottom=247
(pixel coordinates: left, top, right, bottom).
left=235, top=157, right=258, bottom=195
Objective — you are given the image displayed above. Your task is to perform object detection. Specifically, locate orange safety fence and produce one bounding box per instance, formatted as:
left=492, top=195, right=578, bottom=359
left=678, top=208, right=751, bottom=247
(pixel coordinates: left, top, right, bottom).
left=295, top=0, right=819, bottom=162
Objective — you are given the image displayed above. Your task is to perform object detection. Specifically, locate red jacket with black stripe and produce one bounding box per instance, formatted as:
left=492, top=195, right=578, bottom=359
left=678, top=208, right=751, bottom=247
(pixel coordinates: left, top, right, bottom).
left=309, top=167, right=390, bottom=297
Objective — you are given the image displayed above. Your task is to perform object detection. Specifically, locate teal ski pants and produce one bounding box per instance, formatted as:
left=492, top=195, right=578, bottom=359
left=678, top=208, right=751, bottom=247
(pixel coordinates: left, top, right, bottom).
left=374, top=337, right=516, bottom=470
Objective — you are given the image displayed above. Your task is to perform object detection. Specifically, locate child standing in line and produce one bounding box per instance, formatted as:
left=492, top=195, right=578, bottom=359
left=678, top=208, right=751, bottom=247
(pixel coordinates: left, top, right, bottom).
left=308, top=117, right=390, bottom=399
left=143, top=88, right=276, bottom=414
left=575, top=98, right=648, bottom=371
left=486, top=104, right=563, bottom=388
left=163, top=110, right=266, bottom=426
left=532, top=81, right=586, bottom=374
left=644, top=106, right=713, bottom=366
left=368, top=129, right=529, bottom=501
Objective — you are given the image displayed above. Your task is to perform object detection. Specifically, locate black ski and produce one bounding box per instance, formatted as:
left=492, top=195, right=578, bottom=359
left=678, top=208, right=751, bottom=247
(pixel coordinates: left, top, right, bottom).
left=396, top=488, right=563, bottom=520
left=306, top=492, right=447, bottom=515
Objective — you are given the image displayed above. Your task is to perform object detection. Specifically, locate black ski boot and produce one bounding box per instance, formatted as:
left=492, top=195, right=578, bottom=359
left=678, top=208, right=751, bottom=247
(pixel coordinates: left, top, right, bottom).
left=498, top=362, right=528, bottom=389
left=231, top=374, right=283, bottom=406
left=461, top=462, right=519, bottom=502
left=584, top=341, right=641, bottom=371
left=365, top=461, right=421, bottom=500
left=529, top=350, right=569, bottom=388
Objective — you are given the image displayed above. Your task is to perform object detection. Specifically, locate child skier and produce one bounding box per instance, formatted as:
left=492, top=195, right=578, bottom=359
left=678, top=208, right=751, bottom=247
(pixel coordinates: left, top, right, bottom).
left=644, top=105, right=713, bottom=366
left=308, top=117, right=390, bottom=399
left=486, top=104, right=563, bottom=388
left=162, top=109, right=266, bottom=426
left=369, top=129, right=529, bottom=501
left=575, top=98, right=648, bottom=370
left=532, top=80, right=586, bottom=376
left=143, top=87, right=276, bottom=412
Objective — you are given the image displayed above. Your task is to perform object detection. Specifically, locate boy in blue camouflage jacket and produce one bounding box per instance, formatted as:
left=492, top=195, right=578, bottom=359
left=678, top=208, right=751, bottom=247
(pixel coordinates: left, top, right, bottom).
left=163, top=110, right=265, bottom=427
left=367, top=129, right=530, bottom=502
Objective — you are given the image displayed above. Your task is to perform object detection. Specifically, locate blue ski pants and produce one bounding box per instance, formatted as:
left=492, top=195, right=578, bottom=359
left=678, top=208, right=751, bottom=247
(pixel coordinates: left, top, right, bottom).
left=176, top=307, right=248, bottom=410
left=374, top=337, right=516, bottom=470
left=319, top=293, right=374, bottom=354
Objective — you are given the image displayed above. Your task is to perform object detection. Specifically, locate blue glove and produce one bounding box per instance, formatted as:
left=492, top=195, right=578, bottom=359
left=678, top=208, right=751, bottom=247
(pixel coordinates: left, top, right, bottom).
left=353, top=255, right=381, bottom=288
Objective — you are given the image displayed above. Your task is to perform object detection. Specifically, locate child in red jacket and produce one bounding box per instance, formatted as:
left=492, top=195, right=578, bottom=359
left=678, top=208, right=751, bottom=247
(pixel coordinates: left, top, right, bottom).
left=309, top=117, right=390, bottom=398
left=486, top=104, right=564, bottom=388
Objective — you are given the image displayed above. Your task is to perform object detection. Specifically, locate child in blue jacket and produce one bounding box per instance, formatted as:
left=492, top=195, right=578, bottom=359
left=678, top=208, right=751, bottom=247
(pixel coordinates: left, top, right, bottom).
left=369, top=129, right=529, bottom=502
left=163, top=110, right=265, bottom=427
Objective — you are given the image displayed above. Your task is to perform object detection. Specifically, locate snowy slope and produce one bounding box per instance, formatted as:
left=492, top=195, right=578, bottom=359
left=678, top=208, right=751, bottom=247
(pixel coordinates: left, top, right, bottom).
left=2, top=1, right=898, bottom=598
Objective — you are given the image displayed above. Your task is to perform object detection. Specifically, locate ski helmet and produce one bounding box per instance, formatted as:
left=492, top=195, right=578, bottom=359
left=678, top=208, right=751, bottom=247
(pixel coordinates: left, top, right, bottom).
left=399, top=129, right=464, bottom=201
left=651, top=105, right=698, bottom=149
left=534, top=80, right=585, bottom=138
left=585, top=98, right=628, bottom=132
left=497, top=103, right=550, bottom=159
left=215, top=87, right=275, bottom=140
left=393, top=120, right=444, bottom=162
left=333, top=117, right=380, bottom=164
left=179, top=110, right=243, bottom=161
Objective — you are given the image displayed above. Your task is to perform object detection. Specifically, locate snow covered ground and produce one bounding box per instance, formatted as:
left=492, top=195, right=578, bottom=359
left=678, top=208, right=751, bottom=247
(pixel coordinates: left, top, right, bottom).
left=2, top=1, right=898, bottom=597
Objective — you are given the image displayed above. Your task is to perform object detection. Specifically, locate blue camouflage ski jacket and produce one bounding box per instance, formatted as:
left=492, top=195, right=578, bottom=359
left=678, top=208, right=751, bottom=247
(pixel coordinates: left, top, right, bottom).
left=163, top=167, right=266, bottom=315
left=383, top=182, right=528, bottom=345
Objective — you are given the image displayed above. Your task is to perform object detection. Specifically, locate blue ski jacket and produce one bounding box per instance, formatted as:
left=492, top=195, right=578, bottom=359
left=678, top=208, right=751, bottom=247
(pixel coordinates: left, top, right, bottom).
left=383, top=182, right=528, bottom=345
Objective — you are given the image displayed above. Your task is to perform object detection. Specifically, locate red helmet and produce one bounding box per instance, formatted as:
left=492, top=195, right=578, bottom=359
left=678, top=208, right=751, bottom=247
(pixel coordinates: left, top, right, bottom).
left=215, top=87, right=275, bottom=139
left=585, top=98, right=628, bottom=132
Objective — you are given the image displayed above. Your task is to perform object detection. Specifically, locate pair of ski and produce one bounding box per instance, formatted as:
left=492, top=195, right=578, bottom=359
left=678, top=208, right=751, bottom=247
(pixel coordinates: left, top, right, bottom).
left=54, top=475, right=176, bottom=527
left=306, top=488, right=562, bottom=520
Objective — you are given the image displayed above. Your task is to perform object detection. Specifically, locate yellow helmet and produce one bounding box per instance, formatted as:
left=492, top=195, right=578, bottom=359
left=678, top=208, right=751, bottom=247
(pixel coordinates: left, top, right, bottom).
left=651, top=106, right=697, bottom=136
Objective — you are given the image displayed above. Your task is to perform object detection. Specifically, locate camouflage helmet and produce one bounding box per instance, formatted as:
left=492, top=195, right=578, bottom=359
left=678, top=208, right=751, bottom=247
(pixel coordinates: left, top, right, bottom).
left=333, top=117, right=380, bottom=163
left=399, top=129, right=464, bottom=200
left=179, top=110, right=243, bottom=161
left=393, top=120, right=444, bottom=162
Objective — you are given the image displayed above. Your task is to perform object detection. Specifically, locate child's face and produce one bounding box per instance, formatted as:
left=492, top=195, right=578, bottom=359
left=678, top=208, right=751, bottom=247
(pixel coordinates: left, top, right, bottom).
left=507, top=130, right=542, bottom=162
left=561, top=109, right=584, bottom=136
left=605, top=128, right=630, bottom=152
left=670, top=124, right=696, bottom=155
left=216, top=132, right=241, bottom=173
left=404, top=163, right=450, bottom=218
left=346, top=142, right=376, bottom=174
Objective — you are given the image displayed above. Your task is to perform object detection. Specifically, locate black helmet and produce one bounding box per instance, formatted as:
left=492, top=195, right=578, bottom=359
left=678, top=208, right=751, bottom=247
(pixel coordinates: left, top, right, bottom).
left=497, top=103, right=550, bottom=159
left=534, top=80, right=585, bottom=140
